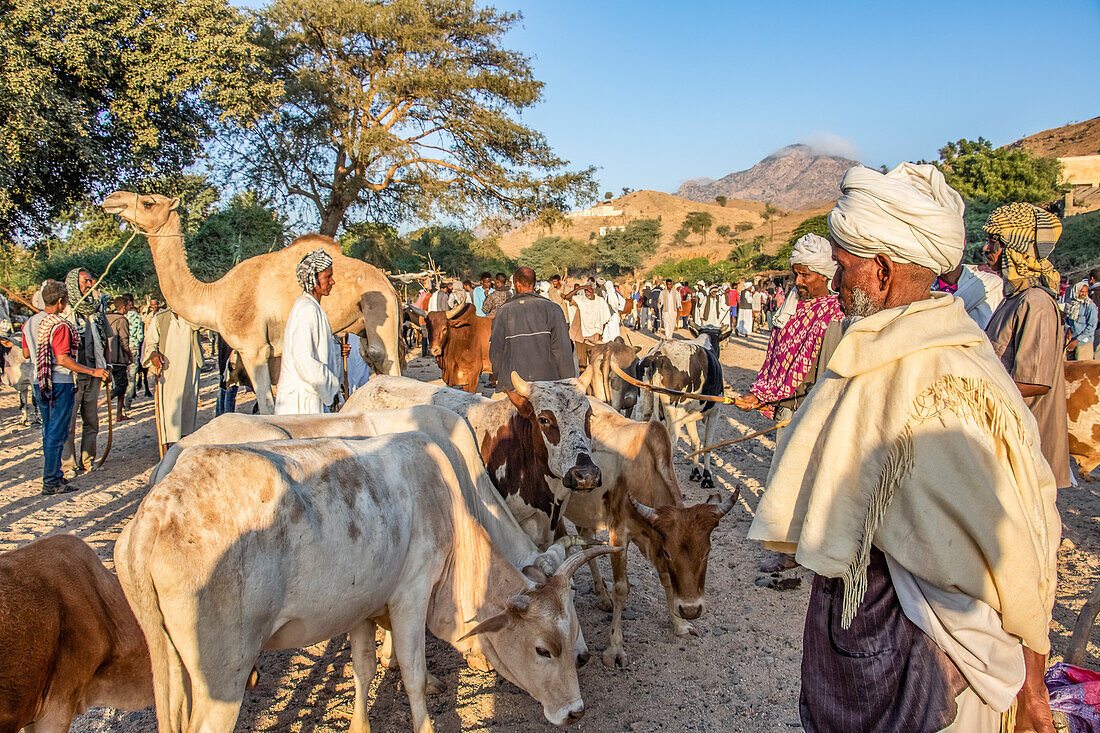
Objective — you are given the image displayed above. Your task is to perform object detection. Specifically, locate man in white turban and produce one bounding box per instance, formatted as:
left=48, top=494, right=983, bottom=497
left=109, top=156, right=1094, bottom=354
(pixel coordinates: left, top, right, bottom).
left=749, top=164, right=1059, bottom=732
left=275, top=249, right=348, bottom=414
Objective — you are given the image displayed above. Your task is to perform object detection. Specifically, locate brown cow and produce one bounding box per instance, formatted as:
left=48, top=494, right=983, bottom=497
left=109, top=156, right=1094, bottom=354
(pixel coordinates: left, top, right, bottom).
left=0, top=534, right=152, bottom=733
left=1065, top=359, right=1100, bottom=480
left=563, top=399, right=737, bottom=666
left=425, top=302, right=493, bottom=392
left=580, top=337, right=641, bottom=417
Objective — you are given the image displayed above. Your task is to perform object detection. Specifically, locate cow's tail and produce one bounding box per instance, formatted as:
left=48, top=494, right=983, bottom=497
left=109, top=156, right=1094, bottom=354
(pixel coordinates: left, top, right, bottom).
left=116, top=520, right=193, bottom=732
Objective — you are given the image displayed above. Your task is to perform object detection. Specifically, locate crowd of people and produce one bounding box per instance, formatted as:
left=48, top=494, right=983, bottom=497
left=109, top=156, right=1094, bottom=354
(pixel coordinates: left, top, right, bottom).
left=3, top=156, right=1094, bottom=730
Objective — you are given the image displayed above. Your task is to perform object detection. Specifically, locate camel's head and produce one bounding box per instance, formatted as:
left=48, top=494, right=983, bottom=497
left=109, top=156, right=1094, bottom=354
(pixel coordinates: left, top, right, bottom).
left=102, top=191, right=179, bottom=234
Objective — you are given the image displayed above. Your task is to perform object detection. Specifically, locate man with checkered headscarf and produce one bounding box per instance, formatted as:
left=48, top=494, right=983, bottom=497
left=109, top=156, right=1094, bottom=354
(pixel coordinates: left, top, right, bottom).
left=275, top=249, right=347, bottom=414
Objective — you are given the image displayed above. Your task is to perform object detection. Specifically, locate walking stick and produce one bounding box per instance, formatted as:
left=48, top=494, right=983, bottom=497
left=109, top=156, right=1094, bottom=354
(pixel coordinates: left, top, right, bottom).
left=687, top=420, right=790, bottom=458
left=94, top=374, right=114, bottom=470
left=341, top=334, right=350, bottom=399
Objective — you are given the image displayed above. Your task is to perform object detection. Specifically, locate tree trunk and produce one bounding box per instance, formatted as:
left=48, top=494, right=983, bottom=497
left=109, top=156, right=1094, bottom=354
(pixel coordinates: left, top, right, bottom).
left=319, top=204, right=348, bottom=238
left=1068, top=578, right=1100, bottom=665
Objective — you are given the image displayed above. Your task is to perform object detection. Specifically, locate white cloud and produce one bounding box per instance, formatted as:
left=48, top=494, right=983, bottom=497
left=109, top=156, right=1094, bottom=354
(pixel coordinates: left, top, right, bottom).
left=799, top=132, right=863, bottom=161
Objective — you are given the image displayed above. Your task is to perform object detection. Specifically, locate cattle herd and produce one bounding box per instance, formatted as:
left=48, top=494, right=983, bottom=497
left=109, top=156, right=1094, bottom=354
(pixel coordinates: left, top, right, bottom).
left=2, top=324, right=744, bottom=732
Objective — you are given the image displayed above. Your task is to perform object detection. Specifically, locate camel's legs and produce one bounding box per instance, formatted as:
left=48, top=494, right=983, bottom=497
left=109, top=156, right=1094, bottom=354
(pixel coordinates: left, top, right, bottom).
left=359, top=294, right=403, bottom=376
left=243, top=354, right=275, bottom=414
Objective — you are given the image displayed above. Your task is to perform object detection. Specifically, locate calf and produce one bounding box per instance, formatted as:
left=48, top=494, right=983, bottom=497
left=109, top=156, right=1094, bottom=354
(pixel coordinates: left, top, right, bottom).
left=638, top=333, right=724, bottom=488
left=0, top=332, right=37, bottom=426
left=1066, top=360, right=1100, bottom=480
left=344, top=373, right=601, bottom=548
left=0, top=534, right=152, bottom=733
left=425, top=302, right=493, bottom=392
left=116, top=433, right=617, bottom=732
left=581, top=337, right=641, bottom=417
left=564, top=400, right=737, bottom=666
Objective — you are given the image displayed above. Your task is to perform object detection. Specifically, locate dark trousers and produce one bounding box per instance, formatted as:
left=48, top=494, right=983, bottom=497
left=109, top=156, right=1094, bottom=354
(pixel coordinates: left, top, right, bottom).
left=34, top=383, right=75, bottom=486
left=216, top=386, right=238, bottom=417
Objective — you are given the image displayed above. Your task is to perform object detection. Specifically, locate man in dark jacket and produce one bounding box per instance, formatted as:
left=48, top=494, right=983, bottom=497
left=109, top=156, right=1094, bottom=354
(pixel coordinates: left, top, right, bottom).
left=489, top=267, right=576, bottom=392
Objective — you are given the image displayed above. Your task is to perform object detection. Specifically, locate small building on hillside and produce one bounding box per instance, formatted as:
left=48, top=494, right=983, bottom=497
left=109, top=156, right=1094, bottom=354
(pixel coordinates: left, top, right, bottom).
left=1060, top=155, right=1100, bottom=216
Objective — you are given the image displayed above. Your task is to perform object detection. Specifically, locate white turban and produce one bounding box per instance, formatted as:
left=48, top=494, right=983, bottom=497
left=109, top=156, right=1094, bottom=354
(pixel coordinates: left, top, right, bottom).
left=789, top=233, right=837, bottom=279
left=828, top=163, right=965, bottom=276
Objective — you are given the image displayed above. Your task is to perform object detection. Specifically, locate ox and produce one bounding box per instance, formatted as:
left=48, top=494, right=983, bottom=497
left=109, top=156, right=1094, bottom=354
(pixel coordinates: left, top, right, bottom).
left=148, top=404, right=595, bottom=667
left=425, top=302, right=493, bottom=392
left=1066, top=360, right=1100, bottom=480
left=0, top=534, right=152, bottom=733
left=564, top=399, right=737, bottom=666
left=116, top=434, right=617, bottom=732
left=344, top=373, right=601, bottom=547
left=0, top=331, right=37, bottom=426
left=580, top=338, right=641, bottom=417
left=638, top=333, right=724, bottom=488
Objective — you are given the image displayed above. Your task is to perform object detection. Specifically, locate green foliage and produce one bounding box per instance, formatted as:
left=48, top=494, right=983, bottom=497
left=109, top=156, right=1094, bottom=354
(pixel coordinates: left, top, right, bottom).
left=231, top=0, right=596, bottom=235
left=673, top=226, right=690, bottom=245
left=650, top=256, right=742, bottom=284
left=1055, top=210, right=1100, bottom=272
left=187, top=191, right=287, bottom=280
left=594, top=219, right=660, bottom=275
left=519, top=236, right=595, bottom=279
left=604, top=192, right=614, bottom=201
left=734, top=222, right=755, bottom=233
left=684, top=211, right=715, bottom=244
left=771, top=214, right=829, bottom=269
left=715, top=196, right=727, bottom=207
left=715, top=224, right=731, bottom=239
left=0, top=0, right=278, bottom=240
left=937, top=138, right=1064, bottom=203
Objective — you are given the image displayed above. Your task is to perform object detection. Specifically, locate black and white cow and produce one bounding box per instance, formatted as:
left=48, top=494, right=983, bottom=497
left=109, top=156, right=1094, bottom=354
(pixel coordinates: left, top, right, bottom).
left=637, top=333, right=724, bottom=488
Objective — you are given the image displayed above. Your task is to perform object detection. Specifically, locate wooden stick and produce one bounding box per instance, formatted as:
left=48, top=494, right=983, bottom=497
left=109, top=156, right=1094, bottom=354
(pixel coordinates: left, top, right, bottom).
left=0, top=283, right=40, bottom=313
left=687, top=420, right=791, bottom=457
left=1068, top=577, right=1100, bottom=666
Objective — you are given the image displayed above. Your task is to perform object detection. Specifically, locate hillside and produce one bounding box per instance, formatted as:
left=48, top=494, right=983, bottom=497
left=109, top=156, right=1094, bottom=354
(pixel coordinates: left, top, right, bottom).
left=1007, top=116, right=1100, bottom=158
left=497, top=189, right=765, bottom=258
left=676, top=144, right=859, bottom=209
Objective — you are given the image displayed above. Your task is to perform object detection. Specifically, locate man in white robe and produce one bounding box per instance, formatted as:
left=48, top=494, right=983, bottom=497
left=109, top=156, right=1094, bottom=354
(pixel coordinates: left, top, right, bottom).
left=694, top=285, right=730, bottom=329
left=933, top=263, right=1003, bottom=329
left=275, top=249, right=347, bottom=415
left=749, top=163, right=1059, bottom=732
left=658, top=279, right=679, bottom=339
left=599, top=278, right=625, bottom=341
left=142, top=309, right=203, bottom=454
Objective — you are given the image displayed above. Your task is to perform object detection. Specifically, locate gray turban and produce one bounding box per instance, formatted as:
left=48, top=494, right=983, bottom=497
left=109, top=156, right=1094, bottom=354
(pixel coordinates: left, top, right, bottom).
left=828, top=163, right=965, bottom=276
left=296, top=249, right=334, bottom=293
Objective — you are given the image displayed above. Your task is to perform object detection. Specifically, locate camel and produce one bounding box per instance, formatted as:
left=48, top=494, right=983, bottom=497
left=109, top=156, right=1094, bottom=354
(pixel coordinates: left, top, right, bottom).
left=102, top=191, right=402, bottom=414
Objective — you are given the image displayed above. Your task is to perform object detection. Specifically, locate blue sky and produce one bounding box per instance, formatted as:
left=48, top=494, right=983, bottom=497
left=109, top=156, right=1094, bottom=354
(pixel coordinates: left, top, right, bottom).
left=238, top=0, right=1099, bottom=198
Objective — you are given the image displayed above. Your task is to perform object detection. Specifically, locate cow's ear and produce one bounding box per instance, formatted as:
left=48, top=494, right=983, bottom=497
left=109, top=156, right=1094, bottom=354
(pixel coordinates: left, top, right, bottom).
left=522, top=565, right=549, bottom=584
left=458, top=610, right=513, bottom=640
left=632, top=345, right=642, bottom=354
left=505, top=388, right=534, bottom=416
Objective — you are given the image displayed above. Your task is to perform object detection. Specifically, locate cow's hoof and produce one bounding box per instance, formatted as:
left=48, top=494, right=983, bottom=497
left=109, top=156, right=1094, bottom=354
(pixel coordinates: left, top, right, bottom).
left=673, top=622, right=698, bottom=638
left=466, top=651, right=493, bottom=672
left=700, top=473, right=714, bottom=489
left=689, top=467, right=701, bottom=482
left=246, top=666, right=260, bottom=690
left=426, top=672, right=445, bottom=696
left=602, top=649, right=627, bottom=668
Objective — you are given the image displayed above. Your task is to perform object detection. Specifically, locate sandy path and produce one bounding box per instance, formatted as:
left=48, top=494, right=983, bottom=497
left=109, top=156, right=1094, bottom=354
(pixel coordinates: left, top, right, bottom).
left=0, top=326, right=1096, bottom=732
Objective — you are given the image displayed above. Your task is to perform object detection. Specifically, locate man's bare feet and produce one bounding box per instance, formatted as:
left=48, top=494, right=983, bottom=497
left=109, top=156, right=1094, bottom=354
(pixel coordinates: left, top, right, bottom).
left=759, top=554, right=799, bottom=573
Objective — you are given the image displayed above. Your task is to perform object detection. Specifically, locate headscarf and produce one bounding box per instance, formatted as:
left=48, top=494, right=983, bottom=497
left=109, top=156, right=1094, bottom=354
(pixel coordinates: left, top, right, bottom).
left=789, top=233, right=837, bottom=280
left=983, top=202, right=1062, bottom=298
left=296, top=249, right=334, bottom=293
left=1065, top=280, right=1089, bottom=322
left=64, top=268, right=107, bottom=354
left=828, top=163, right=965, bottom=276
left=65, top=269, right=99, bottom=318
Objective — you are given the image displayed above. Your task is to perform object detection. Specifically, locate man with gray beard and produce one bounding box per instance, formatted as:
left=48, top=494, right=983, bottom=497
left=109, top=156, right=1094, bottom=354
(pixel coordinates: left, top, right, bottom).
left=749, top=164, right=1059, bottom=732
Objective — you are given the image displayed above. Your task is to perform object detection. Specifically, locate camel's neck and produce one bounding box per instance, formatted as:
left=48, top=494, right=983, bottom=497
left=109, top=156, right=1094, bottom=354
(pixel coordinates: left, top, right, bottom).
left=146, top=212, right=217, bottom=327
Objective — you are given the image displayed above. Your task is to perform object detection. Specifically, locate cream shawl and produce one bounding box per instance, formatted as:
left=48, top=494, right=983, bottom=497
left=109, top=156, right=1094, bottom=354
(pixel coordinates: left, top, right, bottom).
left=747, top=293, right=1059, bottom=653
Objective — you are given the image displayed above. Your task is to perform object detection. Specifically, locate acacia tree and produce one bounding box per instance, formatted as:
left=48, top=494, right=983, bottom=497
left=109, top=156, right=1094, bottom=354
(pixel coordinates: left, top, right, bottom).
left=684, top=211, right=714, bottom=245
left=936, top=138, right=1064, bottom=203
left=227, top=0, right=596, bottom=236
left=0, top=0, right=277, bottom=240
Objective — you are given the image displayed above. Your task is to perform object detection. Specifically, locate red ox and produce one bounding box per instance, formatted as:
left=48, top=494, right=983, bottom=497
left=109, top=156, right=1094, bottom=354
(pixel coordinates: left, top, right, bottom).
left=0, top=534, right=153, bottom=732
left=1065, top=360, right=1100, bottom=480
left=425, top=303, right=493, bottom=392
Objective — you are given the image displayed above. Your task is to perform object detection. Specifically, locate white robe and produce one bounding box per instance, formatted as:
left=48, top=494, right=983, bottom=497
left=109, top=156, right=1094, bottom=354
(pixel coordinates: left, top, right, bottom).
left=275, top=294, right=342, bottom=415
left=658, top=287, right=679, bottom=339
left=694, top=292, right=730, bottom=329
left=142, top=312, right=202, bottom=444
left=601, top=283, right=625, bottom=341
left=953, top=265, right=1003, bottom=330
left=572, top=294, right=612, bottom=340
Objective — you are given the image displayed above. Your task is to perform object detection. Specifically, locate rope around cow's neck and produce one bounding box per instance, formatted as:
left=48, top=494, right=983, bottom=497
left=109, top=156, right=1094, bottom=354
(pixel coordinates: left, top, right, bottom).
left=609, top=360, right=735, bottom=404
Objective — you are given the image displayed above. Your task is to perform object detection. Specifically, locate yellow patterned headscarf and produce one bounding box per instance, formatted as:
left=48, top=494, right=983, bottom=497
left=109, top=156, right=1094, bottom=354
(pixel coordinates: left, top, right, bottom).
left=984, top=203, right=1061, bottom=297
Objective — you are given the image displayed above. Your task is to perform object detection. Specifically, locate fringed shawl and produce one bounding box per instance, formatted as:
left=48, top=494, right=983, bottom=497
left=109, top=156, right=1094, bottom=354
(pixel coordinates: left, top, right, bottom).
left=747, top=294, right=1060, bottom=653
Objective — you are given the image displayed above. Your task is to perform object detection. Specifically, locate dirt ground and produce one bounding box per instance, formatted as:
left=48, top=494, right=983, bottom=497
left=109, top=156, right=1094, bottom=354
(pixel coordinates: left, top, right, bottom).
left=1, top=324, right=1097, bottom=732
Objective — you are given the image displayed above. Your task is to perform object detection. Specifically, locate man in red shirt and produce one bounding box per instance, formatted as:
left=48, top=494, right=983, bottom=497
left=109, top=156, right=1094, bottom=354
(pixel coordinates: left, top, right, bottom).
left=21, top=280, right=109, bottom=494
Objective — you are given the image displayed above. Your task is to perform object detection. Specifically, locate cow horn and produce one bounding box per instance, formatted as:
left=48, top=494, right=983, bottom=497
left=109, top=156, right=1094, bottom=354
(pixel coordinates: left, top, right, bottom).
left=629, top=495, right=658, bottom=523
left=576, top=367, right=593, bottom=392
left=445, top=302, right=466, bottom=319
left=406, top=305, right=427, bottom=318
left=510, top=372, right=531, bottom=397
left=709, top=486, right=740, bottom=517
left=552, top=545, right=623, bottom=582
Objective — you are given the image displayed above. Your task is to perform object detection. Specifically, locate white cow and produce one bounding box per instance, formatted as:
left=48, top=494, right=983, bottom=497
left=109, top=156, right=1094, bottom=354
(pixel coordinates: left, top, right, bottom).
left=116, top=433, right=617, bottom=732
